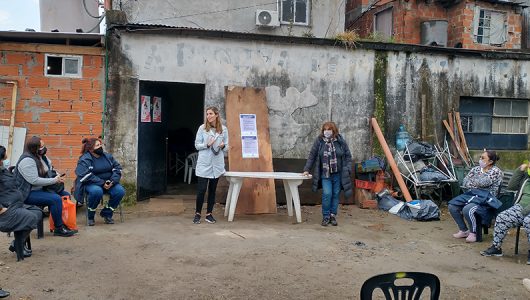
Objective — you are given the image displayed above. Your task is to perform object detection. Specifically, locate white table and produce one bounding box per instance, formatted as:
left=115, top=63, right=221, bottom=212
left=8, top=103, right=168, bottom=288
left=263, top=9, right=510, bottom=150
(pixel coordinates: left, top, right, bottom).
left=223, top=171, right=312, bottom=223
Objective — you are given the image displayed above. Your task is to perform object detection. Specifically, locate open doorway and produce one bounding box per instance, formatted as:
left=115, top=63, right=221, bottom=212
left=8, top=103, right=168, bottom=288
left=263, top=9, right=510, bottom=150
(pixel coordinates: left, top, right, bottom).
left=137, top=81, right=204, bottom=201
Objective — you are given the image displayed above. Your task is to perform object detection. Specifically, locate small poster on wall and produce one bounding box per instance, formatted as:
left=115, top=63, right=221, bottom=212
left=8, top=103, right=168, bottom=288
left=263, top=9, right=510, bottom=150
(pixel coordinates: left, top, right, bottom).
left=241, top=136, right=259, bottom=158
left=152, top=96, right=162, bottom=123
left=140, top=95, right=151, bottom=123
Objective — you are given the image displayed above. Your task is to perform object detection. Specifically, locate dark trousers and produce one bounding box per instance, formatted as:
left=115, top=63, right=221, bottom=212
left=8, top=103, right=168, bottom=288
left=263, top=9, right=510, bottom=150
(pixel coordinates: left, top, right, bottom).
left=196, top=177, right=219, bottom=214
left=25, top=190, right=70, bottom=228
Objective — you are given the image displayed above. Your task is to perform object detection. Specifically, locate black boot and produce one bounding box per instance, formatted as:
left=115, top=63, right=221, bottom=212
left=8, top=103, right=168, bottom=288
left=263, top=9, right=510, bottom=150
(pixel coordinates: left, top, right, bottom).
left=9, top=240, right=31, bottom=257
left=53, top=225, right=74, bottom=237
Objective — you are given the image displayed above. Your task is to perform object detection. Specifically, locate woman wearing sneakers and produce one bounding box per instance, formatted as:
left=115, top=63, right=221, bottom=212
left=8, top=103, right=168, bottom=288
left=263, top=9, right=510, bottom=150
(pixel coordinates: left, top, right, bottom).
left=193, top=106, right=229, bottom=224
left=481, top=162, right=530, bottom=262
left=448, top=150, right=503, bottom=243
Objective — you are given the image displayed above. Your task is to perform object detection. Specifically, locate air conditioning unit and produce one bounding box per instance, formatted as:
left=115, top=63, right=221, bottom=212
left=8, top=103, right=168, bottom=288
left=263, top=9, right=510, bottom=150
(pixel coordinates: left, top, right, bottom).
left=256, top=10, right=279, bottom=27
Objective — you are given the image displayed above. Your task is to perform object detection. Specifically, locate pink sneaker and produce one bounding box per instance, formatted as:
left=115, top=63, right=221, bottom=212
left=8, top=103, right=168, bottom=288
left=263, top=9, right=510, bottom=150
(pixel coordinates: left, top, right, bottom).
left=466, top=233, right=477, bottom=243
left=452, top=230, right=469, bottom=238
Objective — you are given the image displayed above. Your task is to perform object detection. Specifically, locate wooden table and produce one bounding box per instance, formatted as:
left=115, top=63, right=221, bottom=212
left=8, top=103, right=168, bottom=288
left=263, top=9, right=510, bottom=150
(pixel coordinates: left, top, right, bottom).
left=223, top=171, right=312, bottom=223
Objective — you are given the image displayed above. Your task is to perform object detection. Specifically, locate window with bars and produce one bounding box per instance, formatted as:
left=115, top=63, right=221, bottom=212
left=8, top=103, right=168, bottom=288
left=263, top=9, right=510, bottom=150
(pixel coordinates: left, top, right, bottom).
left=473, top=8, right=506, bottom=45
left=281, top=0, right=309, bottom=25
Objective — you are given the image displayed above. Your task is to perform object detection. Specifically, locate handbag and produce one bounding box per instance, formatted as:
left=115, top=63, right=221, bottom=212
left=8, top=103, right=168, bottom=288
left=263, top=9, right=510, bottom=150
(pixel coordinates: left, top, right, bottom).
left=43, top=169, right=65, bottom=194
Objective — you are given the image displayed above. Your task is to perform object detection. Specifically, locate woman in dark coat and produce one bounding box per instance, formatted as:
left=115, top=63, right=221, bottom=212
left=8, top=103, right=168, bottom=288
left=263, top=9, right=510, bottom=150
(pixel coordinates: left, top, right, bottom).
left=303, top=122, right=353, bottom=226
left=0, top=145, right=40, bottom=258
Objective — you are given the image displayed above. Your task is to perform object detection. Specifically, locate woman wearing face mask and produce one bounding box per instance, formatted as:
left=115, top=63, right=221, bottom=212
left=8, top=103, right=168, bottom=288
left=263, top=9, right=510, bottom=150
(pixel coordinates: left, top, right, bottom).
left=303, top=122, right=353, bottom=226
left=0, top=145, right=41, bottom=259
left=448, top=150, right=503, bottom=242
left=193, top=106, right=229, bottom=224
left=74, top=138, right=125, bottom=226
left=14, top=136, right=74, bottom=237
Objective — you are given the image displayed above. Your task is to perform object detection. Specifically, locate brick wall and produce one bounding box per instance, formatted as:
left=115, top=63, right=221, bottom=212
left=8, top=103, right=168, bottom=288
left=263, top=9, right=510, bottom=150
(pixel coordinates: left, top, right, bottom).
left=348, top=0, right=523, bottom=49
left=0, top=45, right=104, bottom=177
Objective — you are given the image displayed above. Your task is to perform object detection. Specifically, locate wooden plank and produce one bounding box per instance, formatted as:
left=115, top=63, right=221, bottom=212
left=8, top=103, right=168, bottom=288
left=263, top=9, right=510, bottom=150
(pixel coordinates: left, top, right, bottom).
left=0, top=42, right=104, bottom=56
left=448, top=112, right=454, bottom=134
left=454, top=111, right=471, bottom=164
left=225, top=86, right=276, bottom=214
left=443, top=120, right=469, bottom=167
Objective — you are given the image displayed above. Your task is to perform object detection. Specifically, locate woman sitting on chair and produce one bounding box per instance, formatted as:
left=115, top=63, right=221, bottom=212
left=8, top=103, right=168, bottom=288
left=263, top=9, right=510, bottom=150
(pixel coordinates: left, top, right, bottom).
left=448, top=150, right=503, bottom=243
left=481, top=162, right=530, bottom=262
left=0, top=145, right=40, bottom=258
left=15, top=136, right=75, bottom=237
left=74, top=138, right=125, bottom=226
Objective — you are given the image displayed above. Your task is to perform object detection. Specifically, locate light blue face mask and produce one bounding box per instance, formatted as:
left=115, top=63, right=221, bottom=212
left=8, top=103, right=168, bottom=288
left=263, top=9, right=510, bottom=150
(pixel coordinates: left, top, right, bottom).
left=2, top=159, right=10, bottom=168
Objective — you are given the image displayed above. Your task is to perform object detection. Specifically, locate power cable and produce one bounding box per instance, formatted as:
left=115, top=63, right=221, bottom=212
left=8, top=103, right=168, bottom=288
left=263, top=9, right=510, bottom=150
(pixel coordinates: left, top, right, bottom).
left=83, top=0, right=101, bottom=18
left=135, top=2, right=279, bottom=23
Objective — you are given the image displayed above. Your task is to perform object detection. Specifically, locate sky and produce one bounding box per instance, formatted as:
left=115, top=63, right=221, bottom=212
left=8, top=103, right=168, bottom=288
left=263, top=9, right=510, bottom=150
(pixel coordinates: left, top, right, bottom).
left=0, top=0, right=41, bottom=31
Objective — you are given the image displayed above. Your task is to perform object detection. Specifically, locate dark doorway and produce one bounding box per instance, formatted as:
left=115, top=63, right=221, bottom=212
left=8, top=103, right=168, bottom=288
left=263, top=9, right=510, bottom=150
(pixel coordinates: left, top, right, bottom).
left=137, top=81, right=204, bottom=201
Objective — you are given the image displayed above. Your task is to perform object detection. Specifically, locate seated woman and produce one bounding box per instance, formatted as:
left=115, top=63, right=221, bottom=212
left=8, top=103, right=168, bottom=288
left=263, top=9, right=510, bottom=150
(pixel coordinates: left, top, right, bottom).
left=481, top=162, right=530, bottom=263
left=14, top=136, right=75, bottom=237
left=74, top=138, right=125, bottom=226
left=0, top=145, right=41, bottom=258
left=448, top=150, right=503, bottom=243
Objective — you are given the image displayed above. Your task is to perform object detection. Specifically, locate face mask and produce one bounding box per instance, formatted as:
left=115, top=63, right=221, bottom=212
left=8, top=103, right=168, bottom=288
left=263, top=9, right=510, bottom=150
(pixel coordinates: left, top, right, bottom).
left=323, top=130, right=333, bottom=138
left=479, top=159, right=488, bottom=169
left=93, top=147, right=104, bottom=155
left=38, top=146, right=47, bottom=156
left=2, top=159, right=9, bottom=168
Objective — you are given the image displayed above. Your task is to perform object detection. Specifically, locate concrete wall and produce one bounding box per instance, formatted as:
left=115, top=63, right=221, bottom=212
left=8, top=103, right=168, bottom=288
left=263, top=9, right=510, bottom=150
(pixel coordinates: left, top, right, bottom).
left=105, top=28, right=530, bottom=185
left=40, top=0, right=101, bottom=33
left=113, top=0, right=345, bottom=38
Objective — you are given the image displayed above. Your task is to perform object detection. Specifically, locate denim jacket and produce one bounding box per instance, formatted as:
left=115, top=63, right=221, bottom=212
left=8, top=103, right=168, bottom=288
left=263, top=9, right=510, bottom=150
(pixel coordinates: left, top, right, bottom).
left=194, top=124, right=229, bottom=179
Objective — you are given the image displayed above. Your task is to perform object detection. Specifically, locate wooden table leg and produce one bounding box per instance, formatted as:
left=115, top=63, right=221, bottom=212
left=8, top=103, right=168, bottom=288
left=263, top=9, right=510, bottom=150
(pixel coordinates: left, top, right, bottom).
left=228, top=178, right=243, bottom=222
left=282, top=179, right=293, bottom=217
left=286, top=179, right=303, bottom=223
left=224, top=177, right=234, bottom=217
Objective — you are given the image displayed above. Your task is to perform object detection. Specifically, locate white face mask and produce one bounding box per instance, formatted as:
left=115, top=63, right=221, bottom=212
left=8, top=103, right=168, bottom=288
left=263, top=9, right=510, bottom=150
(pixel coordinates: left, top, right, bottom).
left=2, top=159, right=9, bottom=168
left=323, top=130, right=333, bottom=138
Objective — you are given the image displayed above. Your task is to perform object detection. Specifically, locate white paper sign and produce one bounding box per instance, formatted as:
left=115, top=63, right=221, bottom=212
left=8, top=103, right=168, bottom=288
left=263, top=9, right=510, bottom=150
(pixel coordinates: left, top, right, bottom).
left=239, top=114, right=257, bottom=136
left=241, top=136, right=259, bottom=158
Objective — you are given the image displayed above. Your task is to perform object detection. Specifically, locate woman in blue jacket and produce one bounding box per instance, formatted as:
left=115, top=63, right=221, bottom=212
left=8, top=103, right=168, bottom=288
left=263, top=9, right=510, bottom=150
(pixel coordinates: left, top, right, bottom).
left=193, top=106, right=229, bottom=224
left=74, top=138, right=124, bottom=226
left=303, top=122, right=353, bottom=226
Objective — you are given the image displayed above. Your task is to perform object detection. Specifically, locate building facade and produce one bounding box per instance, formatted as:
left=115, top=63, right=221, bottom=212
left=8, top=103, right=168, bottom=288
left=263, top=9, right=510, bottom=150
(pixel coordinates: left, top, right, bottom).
left=347, top=0, right=525, bottom=50
left=0, top=32, right=104, bottom=177
left=113, top=0, right=345, bottom=38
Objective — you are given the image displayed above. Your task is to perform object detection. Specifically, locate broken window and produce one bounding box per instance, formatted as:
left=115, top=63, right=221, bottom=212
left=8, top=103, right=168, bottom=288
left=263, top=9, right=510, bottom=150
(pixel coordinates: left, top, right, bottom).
left=492, top=99, right=529, bottom=134
left=374, top=8, right=393, bottom=38
left=473, top=8, right=507, bottom=46
left=281, top=0, right=309, bottom=25
left=45, top=54, right=82, bottom=78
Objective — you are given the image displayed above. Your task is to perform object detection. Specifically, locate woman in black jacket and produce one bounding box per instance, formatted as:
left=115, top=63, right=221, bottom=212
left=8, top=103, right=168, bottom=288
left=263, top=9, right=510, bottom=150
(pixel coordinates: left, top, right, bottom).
left=303, top=122, right=353, bottom=226
left=0, top=145, right=41, bottom=258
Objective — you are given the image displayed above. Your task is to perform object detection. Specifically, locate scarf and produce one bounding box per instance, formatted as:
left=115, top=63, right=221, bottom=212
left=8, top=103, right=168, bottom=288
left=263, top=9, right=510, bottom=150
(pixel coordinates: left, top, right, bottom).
left=322, top=137, right=338, bottom=177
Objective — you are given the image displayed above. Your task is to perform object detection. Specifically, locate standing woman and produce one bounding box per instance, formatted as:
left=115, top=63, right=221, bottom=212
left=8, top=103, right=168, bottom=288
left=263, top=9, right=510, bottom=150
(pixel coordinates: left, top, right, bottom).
left=74, top=138, right=125, bottom=226
left=193, top=106, right=229, bottom=224
left=303, top=122, right=353, bottom=226
left=15, top=136, right=74, bottom=237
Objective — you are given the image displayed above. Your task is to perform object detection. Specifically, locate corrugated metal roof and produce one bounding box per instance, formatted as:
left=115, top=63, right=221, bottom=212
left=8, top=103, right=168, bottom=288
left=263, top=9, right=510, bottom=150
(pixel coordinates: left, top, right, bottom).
left=0, top=31, right=103, bottom=47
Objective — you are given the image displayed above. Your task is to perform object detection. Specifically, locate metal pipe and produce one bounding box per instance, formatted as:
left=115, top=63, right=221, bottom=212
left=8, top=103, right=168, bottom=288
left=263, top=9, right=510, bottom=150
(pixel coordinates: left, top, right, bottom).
left=371, top=118, right=413, bottom=202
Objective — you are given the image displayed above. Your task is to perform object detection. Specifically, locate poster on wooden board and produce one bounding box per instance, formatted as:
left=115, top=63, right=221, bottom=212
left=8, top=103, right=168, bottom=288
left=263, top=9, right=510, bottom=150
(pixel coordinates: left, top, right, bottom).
left=225, top=86, right=276, bottom=215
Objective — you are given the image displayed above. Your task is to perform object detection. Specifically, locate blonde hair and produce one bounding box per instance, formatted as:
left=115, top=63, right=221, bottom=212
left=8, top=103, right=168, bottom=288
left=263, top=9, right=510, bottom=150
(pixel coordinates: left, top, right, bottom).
left=204, top=106, right=223, bottom=134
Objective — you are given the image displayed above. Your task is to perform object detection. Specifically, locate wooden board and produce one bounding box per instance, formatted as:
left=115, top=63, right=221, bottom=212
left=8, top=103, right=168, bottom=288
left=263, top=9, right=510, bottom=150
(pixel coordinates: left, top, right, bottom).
left=442, top=120, right=469, bottom=167
left=225, top=86, right=276, bottom=214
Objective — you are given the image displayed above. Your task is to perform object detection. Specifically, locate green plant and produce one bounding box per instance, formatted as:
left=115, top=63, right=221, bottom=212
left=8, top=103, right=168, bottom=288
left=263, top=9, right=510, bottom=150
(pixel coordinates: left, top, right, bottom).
left=364, top=31, right=397, bottom=43
left=302, top=30, right=315, bottom=38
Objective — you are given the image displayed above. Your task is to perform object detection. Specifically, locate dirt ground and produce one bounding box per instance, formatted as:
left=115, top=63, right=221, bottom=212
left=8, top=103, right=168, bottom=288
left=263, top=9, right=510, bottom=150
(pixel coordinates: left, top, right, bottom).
left=0, top=195, right=529, bottom=300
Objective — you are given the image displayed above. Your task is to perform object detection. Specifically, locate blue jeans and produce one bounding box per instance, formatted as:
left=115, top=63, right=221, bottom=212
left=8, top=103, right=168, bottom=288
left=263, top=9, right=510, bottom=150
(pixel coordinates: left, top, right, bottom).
left=321, top=173, right=341, bottom=218
left=25, top=189, right=70, bottom=228
left=86, top=184, right=125, bottom=219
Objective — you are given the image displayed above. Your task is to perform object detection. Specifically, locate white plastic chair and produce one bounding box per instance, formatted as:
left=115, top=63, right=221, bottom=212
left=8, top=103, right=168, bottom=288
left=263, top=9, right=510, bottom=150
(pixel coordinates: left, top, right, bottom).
left=184, top=152, right=198, bottom=184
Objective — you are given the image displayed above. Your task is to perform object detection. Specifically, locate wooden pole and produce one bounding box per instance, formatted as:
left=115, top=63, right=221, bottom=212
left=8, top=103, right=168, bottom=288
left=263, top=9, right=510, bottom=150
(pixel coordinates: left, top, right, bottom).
left=443, top=120, right=470, bottom=167
left=0, top=80, right=18, bottom=160
left=371, top=118, right=413, bottom=202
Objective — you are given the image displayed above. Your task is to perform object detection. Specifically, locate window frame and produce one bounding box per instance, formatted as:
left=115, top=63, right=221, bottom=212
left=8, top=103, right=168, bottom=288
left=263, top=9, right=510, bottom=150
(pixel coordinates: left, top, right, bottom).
left=473, top=7, right=507, bottom=46
left=280, top=0, right=310, bottom=26
left=44, top=54, right=83, bottom=78
left=491, top=99, right=529, bottom=134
